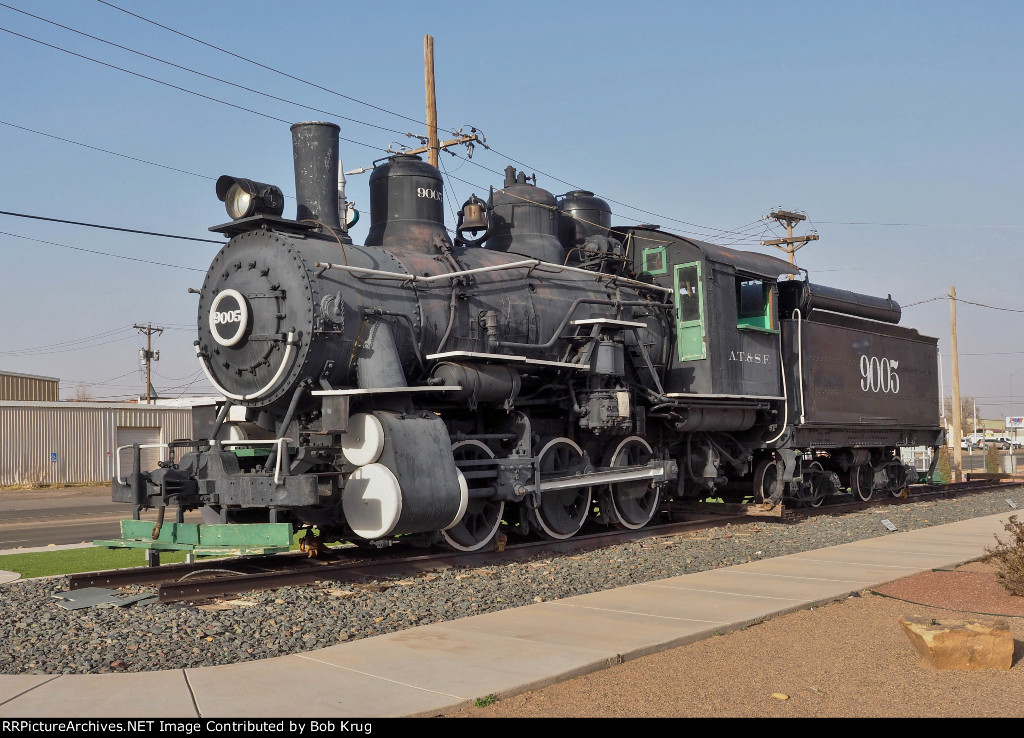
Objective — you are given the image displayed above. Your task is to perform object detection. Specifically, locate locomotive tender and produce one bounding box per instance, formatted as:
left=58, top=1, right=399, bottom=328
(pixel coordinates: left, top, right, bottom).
left=112, top=121, right=943, bottom=551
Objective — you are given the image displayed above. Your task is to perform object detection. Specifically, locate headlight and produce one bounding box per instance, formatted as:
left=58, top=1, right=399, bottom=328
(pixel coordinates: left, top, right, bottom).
left=215, top=176, right=285, bottom=220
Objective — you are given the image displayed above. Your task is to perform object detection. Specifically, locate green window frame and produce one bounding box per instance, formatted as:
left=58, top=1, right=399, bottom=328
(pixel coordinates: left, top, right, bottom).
left=673, top=261, right=706, bottom=360
left=736, top=277, right=777, bottom=333
left=642, top=245, right=668, bottom=275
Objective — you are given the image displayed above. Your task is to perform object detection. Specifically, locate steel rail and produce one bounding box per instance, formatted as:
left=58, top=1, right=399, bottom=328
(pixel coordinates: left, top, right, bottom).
left=70, top=479, right=1022, bottom=602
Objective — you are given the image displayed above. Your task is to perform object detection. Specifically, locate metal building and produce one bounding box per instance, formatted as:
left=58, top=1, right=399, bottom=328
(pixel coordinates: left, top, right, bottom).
left=0, top=371, right=59, bottom=402
left=0, top=402, right=192, bottom=487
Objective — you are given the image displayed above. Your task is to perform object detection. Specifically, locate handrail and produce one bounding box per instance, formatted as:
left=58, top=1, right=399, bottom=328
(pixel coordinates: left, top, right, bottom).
left=115, top=443, right=167, bottom=486
left=313, top=258, right=672, bottom=294
left=196, top=331, right=296, bottom=401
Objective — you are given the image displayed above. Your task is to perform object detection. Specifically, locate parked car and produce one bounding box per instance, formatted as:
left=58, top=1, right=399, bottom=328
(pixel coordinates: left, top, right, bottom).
left=961, top=439, right=981, bottom=451
left=994, top=435, right=1024, bottom=449
left=982, top=436, right=1017, bottom=450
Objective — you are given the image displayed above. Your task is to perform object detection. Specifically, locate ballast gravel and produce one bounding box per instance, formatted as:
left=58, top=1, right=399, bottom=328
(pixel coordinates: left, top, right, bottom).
left=0, top=490, right=1018, bottom=675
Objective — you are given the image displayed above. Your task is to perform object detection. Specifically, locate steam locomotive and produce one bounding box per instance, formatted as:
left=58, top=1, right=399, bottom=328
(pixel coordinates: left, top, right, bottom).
left=112, top=121, right=944, bottom=551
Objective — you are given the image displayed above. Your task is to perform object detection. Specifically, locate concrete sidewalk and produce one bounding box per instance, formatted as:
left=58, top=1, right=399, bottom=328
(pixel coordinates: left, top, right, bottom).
left=0, top=512, right=1012, bottom=718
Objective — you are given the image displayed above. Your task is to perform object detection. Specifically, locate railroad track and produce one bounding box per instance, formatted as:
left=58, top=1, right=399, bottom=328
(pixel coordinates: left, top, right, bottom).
left=68, top=479, right=1022, bottom=604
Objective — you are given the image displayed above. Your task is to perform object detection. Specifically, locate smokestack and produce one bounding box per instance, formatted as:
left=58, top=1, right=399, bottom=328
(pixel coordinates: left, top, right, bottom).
left=290, top=121, right=341, bottom=230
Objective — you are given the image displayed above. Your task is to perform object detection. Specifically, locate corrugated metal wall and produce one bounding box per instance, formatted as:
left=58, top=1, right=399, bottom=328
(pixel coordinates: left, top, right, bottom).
left=0, top=402, right=192, bottom=486
left=0, top=372, right=59, bottom=402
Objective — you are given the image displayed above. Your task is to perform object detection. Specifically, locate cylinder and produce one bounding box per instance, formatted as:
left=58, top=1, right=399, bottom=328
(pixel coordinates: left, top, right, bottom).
left=291, top=122, right=341, bottom=230
left=364, top=154, right=451, bottom=253
left=341, top=412, right=466, bottom=538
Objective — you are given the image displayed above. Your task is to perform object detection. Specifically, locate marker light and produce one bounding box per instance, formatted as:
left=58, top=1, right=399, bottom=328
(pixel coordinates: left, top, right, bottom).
left=215, top=176, right=285, bottom=220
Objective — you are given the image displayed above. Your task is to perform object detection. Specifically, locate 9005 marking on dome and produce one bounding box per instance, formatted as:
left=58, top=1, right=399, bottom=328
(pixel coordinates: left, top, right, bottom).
left=208, top=288, right=249, bottom=347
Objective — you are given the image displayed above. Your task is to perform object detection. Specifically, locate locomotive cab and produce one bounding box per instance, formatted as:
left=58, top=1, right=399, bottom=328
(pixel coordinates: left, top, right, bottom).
left=624, top=227, right=797, bottom=410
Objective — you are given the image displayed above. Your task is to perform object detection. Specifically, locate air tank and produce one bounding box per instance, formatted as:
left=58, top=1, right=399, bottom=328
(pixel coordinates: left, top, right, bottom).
left=364, top=154, right=452, bottom=254
left=557, top=190, right=611, bottom=251
left=484, top=166, right=564, bottom=263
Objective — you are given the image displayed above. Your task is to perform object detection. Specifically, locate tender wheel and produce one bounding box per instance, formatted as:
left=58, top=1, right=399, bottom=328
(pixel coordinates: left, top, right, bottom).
left=805, top=461, right=837, bottom=508
left=529, top=438, right=592, bottom=540
left=886, top=463, right=911, bottom=498
left=851, top=464, right=874, bottom=501
left=604, top=436, right=660, bottom=530
left=753, top=459, right=783, bottom=504
left=441, top=441, right=505, bottom=552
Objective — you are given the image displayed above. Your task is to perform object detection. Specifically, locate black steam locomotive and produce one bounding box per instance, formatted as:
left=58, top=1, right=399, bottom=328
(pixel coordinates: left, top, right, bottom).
left=112, top=121, right=943, bottom=551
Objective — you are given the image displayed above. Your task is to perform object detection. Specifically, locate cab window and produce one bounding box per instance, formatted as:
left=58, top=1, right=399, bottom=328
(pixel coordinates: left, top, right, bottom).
left=736, top=278, right=776, bottom=332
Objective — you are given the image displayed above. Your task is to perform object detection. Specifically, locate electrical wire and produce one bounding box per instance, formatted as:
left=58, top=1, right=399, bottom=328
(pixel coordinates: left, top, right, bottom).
left=0, top=326, right=135, bottom=355
left=954, top=297, right=1024, bottom=314
left=0, top=119, right=213, bottom=180
left=817, top=220, right=1021, bottom=229
left=95, top=0, right=444, bottom=134
left=0, top=210, right=222, bottom=244
left=0, top=230, right=206, bottom=271
left=90, top=2, right=785, bottom=244
left=0, top=334, right=138, bottom=356
left=0, top=8, right=775, bottom=247
left=0, top=4, right=417, bottom=140
left=0, top=25, right=292, bottom=125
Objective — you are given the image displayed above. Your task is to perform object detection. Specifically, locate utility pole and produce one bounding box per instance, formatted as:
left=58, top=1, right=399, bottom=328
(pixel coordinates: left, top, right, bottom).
left=396, top=35, right=483, bottom=163
left=134, top=323, right=163, bottom=404
left=761, top=209, right=819, bottom=268
left=424, top=34, right=439, bottom=168
left=949, top=287, right=962, bottom=482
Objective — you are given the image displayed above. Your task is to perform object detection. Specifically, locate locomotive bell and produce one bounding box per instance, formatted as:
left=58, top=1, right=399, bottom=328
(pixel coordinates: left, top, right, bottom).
left=457, top=195, right=488, bottom=234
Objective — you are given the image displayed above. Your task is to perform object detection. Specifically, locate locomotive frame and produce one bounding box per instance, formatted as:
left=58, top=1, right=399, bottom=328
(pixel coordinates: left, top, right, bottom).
left=112, top=121, right=944, bottom=552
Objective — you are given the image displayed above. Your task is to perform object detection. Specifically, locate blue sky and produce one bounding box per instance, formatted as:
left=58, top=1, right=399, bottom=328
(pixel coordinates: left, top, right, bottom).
left=0, top=0, right=1020, bottom=415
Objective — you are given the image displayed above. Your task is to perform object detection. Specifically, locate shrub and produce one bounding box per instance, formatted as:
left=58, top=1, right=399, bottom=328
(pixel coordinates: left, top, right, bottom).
left=985, top=514, right=1024, bottom=597
left=985, top=444, right=1002, bottom=473
left=936, top=446, right=951, bottom=483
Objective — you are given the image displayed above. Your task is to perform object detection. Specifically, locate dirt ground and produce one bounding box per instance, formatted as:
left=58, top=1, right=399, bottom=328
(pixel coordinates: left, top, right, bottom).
left=446, top=560, right=1024, bottom=718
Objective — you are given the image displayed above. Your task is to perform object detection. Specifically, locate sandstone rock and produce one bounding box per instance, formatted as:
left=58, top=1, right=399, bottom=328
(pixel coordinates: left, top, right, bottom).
left=899, top=615, right=1014, bottom=670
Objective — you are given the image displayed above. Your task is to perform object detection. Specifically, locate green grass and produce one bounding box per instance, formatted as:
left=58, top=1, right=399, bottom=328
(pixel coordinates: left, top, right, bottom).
left=0, top=546, right=190, bottom=579
left=0, top=529, right=322, bottom=579
left=474, top=694, right=497, bottom=707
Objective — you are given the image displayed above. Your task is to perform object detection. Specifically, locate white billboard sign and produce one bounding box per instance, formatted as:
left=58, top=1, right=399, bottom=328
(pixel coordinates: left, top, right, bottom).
left=1007, top=417, right=1024, bottom=429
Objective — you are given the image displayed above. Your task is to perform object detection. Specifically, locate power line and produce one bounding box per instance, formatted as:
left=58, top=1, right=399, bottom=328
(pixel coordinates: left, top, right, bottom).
left=0, top=209, right=223, bottom=244
left=0, top=3, right=416, bottom=140
left=903, top=296, right=945, bottom=308
left=913, top=296, right=1024, bottom=314
left=1, top=12, right=764, bottom=247
left=95, top=0, right=444, bottom=134
left=0, top=333, right=138, bottom=356
left=92, top=1, right=775, bottom=244
left=0, top=24, right=293, bottom=125
left=0, top=326, right=135, bottom=355
left=0, top=119, right=213, bottom=180
left=0, top=230, right=206, bottom=271
left=816, top=220, right=1021, bottom=229
left=954, top=297, right=1024, bottom=314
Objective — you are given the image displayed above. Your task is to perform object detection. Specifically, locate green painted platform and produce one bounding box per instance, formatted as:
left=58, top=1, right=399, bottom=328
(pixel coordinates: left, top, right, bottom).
left=93, top=519, right=292, bottom=556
